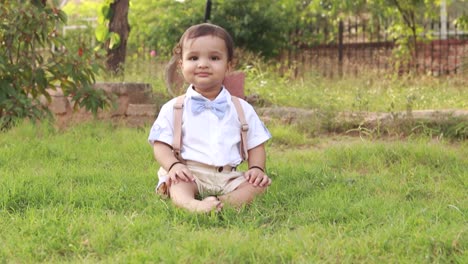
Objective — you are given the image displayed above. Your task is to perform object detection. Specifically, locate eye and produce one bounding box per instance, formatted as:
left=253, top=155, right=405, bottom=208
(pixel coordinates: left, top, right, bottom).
left=210, top=56, right=220, bottom=61
left=187, top=56, right=198, bottom=61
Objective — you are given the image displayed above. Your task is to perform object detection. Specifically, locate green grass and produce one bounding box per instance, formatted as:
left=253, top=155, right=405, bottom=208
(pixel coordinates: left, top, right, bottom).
left=1, top=121, right=466, bottom=263
left=245, top=71, right=468, bottom=112
left=1, top=54, right=466, bottom=262
left=109, top=57, right=467, bottom=139
left=109, top=57, right=468, bottom=113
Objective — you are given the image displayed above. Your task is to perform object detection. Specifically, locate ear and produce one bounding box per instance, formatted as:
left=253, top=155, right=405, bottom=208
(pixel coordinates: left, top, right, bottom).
left=226, top=62, right=233, bottom=74
left=178, top=59, right=183, bottom=69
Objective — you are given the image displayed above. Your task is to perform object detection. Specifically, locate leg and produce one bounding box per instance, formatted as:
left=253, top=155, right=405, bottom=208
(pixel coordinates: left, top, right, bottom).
left=169, top=181, right=223, bottom=213
left=218, top=182, right=267, bottom=208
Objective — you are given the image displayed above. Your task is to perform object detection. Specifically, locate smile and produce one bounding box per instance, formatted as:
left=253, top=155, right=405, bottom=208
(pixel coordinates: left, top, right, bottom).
left=196, top=72, right=211, bottom=76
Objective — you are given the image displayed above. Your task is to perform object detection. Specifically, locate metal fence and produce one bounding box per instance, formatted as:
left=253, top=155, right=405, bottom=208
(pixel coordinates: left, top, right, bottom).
left=289, top=18, right=468, bottom=78
left=61, top=16, right=468, bottom=78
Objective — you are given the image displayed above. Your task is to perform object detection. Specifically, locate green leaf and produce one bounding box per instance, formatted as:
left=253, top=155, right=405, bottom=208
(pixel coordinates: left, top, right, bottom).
left=108, top=32, right=121, bottom=50
left=100, top=4, right=111, bottom=18
left=58, top=9, right=67, bottom=23
left=34, top=68, right=48, bottom=90
left=95, top=24, right=109, bottom=42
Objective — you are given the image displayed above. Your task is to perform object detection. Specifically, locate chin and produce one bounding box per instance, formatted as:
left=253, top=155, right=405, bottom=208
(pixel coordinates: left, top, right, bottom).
left=193, top=83, right=222, bottom=90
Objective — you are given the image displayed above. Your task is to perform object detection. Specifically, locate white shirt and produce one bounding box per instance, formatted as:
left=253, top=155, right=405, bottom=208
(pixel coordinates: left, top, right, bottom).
left=148, top=85, right=271, bottom=167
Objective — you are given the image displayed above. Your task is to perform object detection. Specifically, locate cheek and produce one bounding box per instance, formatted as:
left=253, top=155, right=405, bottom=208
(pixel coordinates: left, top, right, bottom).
left=180, top=62, right=192, bottom=72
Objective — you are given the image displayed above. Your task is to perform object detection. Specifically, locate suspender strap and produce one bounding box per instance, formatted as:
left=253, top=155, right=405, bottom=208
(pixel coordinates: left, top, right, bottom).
left=172, top=95, right=249, bottom=162
left=231, top=96, right=249, bottom=161
left=172, top=95, right=185, bottom=162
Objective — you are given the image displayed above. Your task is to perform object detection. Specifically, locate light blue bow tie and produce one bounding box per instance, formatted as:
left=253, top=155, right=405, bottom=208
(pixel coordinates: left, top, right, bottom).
left=191, top=96, right=228, bottom=119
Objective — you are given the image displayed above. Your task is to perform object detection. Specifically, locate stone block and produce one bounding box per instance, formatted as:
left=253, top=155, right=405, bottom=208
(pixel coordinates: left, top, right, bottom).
left=46, top=88, right=64, bottom=97
left=94, top=82, right=127, bottom=95
left=109, top=94, right=130, bottom=116
left=94, top=82, right=153, bottom=104
left=126, top=104, right=157, bottom=117
left=49, top=96, right=71, bottom=115
left=38, top=94, right=49, bottom=106
left=126, top=83, right=153, bottom=104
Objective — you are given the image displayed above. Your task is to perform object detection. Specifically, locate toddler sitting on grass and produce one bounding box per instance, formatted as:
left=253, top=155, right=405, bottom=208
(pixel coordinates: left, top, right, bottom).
left=148, top=23, right=272, bottom=213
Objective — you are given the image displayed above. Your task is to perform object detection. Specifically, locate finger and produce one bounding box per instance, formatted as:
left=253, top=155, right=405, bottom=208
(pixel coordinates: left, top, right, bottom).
left=168, top=176, right=177, bottom=185
left=244, top=172, right=251, bottom=181
left=183, top=169, right=195, bottom=182
left=173, top=167, right=194, bottom=182
left=253, top=175, right=263, bottom=186
left=259, top=176, right=269, bottom=187
left=175, top=168, right=194, bottom=182
left=177, top=171, right=192, bottom=182
left=170, top=173, right=180, bottom=184
left=249, top=174, right=257, bottom=184
left=170, top=167, right=190, bottom=182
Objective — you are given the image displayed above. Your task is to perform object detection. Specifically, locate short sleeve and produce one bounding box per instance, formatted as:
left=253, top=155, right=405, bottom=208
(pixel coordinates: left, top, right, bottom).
left=240, top=100, right=271, bottom=150
left=148, top=99, right=176, bottom=146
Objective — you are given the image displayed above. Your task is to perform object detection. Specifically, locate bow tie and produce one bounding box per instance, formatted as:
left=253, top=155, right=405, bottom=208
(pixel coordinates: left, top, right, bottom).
left=191, top=96, right=228, bottom=119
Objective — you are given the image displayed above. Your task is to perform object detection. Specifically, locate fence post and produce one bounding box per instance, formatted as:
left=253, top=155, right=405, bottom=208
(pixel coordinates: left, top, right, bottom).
left=338, top=20, right=344, bottom=77
left=204, top=0, right=212, bottom=22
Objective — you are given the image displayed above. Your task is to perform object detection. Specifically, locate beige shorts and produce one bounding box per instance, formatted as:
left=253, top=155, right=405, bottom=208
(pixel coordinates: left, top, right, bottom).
left=156, top=161, right=246, bottom=198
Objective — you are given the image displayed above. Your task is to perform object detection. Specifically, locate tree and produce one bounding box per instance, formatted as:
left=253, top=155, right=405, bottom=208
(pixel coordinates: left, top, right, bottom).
left=127, top=0, right=290, bottom=59
left=0, top=0, right=110, bottom=130
left=299, top=0, right=442, bottom=69
left=457, top=14, right=468, bottom=29
left=127, top=0, right=206, bottom=58
left=89, top=0, right=456, bottom=70
left=387, top=0, right=432, bottom=62
left=210, top=0, right=290, bottom=58
left=106, top=0, right=130, bottom=74
left=96, top=0, right=130, bottom=75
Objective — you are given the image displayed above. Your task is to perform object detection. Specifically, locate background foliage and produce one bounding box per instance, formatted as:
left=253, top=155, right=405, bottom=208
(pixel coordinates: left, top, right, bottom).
left=61, top=0, right=467, bottom=66
left=121, top=0, right=463, bottom=60
left=0, top=0, right=110, bottom=131
left=1, top=0, right=465, bottom=130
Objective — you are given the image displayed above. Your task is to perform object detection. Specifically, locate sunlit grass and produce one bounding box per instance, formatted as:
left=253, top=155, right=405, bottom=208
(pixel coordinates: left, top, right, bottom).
left=98, top=56, right=467, bottom=114
left=1, top=51, right=466, bottom=262
left=244, top=67, right=467, bottom=112
left=0, top=121, right=466, bottom=262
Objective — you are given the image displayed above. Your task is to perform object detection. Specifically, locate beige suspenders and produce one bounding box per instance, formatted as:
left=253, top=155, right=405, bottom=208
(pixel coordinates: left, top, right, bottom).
left=171, top=95, right=249, bottom=162
left=172, top=96, right=185, bottom=162
left=231, top=96, right=249, bottom=161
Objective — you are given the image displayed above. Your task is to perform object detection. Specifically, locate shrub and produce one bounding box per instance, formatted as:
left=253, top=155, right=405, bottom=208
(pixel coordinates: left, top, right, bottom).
left=0, top=1, right=110, bottom=131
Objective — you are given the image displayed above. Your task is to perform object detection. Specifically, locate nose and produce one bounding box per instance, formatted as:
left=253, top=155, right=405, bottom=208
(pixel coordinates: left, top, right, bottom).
left=197, top=58, right=209, bottom=68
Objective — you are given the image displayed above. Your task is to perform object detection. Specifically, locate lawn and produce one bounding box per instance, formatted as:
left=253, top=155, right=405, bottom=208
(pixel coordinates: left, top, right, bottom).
left=0, top=121, right=466, bottom=263
left=119, top=58, right=468, bottom=113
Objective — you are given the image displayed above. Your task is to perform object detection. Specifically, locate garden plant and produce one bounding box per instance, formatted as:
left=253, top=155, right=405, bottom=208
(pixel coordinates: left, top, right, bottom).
left=0, top=1, right=113, bottom=131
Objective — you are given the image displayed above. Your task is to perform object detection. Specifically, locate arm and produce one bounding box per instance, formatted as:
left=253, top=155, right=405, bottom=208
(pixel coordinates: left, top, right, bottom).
left=244, top=143, right=271, bottom=187
left=153, top=141, right=194, bottom=185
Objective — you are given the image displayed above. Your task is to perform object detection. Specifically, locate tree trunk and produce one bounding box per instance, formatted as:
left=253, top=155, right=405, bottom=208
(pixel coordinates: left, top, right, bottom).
left=106, top=0, right=130, bottom=75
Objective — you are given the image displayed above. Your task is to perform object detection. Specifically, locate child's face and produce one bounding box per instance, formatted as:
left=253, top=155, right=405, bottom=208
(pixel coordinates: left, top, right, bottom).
left=180, top=35, right=231, bottom=96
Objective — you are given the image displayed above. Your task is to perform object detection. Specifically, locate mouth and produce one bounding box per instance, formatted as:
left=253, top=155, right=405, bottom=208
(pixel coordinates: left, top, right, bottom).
left=195, top=72, right=211, bottom=77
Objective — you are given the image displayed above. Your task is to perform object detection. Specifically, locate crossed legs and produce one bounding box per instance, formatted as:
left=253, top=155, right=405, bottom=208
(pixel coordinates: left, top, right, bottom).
left=218, top=181, right=267, bottom=207
left=169, top=181, right=267, bottom=213
left=169, top=181, right=223, bottom=213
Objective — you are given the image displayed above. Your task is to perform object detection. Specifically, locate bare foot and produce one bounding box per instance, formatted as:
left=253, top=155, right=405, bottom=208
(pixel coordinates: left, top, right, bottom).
left=189, top=196, right=223, bottom=213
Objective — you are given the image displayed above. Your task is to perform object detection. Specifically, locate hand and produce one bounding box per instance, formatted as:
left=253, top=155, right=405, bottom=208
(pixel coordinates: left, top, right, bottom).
left=168, top=163, right=195, bottom=186
left=244, top=167, right=271, bottom=187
